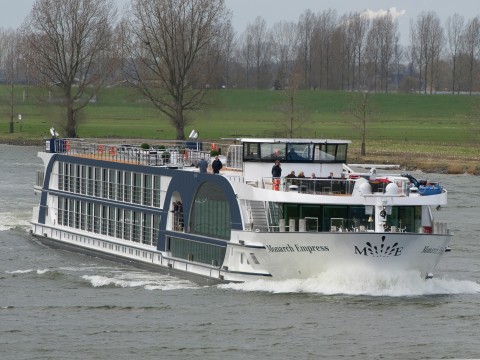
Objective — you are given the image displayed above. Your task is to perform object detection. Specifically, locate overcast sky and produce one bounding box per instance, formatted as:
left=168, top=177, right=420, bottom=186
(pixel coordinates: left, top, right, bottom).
left=1, top=0, right=477, bottom=45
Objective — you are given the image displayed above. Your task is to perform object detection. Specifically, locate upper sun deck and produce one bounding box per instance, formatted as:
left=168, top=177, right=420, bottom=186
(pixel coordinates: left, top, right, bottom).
left=37, top=138, right=446, bottom=206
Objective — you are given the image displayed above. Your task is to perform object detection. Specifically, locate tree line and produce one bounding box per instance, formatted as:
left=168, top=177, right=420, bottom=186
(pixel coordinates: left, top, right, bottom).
left=1, top=0, right=479, bottom=139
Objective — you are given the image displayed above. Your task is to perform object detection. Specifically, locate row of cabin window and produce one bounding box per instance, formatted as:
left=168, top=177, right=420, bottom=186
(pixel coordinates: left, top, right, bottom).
left=57, top=197, right=160, bottom=246
left=57, top=162, right=162, bottom=207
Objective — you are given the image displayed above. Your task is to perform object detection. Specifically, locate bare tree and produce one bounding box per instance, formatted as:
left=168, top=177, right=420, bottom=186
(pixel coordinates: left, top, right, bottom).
left=312, top=9, right=337, bottom=90
left=219, top=22, right=236, bottom=89
left=297, top=9, right=316, bottom=89
left=270, top=20, right=297, bottom=89
left=248, top=17, right=272, bottom=89
left=237, top=30, right=254, bottom=88
left=278, top=69, right=308, bottom=138
left=393, top=35, right=404, bottom=89
left=23, top=0, right=117, bottom=138
left=350, top=91, right=374, bottom=156
left=379, top=12, right=398, bottom=92
left=0, top=29, right=22, bottom=133
left=351, top=12, right=369, bottom=90
left=410, top=12, right=444, bottom=94
left=123, top=0, right=230, bottom=139
left=446, top=14, right=465, bottom=94
left=365, top=19, right=381, bottom=91
left=462, top=16, right=480, bottom=94
left=338, top=13, right=356, bottom=90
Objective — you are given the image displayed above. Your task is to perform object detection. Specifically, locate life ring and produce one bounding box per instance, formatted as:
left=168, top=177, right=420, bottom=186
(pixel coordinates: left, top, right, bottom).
left=109, top=146, right=117, bottom=156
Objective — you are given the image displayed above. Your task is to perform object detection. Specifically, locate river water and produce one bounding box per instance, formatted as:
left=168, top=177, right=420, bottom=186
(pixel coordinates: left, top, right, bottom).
left=1, top=144, right=479, bottom=360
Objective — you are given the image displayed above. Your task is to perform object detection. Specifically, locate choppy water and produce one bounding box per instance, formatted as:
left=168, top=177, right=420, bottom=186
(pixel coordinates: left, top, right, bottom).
left=1, top=144, right=479, bottom=360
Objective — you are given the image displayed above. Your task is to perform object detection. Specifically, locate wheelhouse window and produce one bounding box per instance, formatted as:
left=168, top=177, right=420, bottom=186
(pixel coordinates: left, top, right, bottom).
left=286, top=144, right=313, bottom=161
left=243, top=141, right=348, bottom=163
left=260, top=143, right=285, bottom=160
left=243, top=143, right=260, bottom=160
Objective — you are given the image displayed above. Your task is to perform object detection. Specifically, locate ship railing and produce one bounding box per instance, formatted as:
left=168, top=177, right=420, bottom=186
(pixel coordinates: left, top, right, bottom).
left=46, top=138, right=238, bottom=168
left=257, top=176, right=355, bottom=195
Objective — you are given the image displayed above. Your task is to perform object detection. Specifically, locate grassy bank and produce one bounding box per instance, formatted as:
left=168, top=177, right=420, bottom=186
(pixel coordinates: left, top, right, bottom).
left=1, top=87, right=479, bottom=173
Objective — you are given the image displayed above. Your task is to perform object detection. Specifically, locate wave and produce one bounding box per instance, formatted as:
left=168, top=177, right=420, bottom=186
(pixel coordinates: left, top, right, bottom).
left=219, top=268, right=480, bottom=297
left=6, top=268, right=52, bottom=275
left=82, top=272, right=198, bottom=291
left=0, top=212, right=32, bottom=231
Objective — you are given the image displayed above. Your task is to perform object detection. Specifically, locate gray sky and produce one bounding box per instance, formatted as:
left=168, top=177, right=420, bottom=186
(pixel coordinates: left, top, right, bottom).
left=1, top=0, right=477, bottom=45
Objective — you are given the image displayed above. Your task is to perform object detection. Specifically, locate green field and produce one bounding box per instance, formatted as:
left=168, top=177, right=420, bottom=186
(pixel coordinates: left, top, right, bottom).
left=1, top=86, right=479, bottom=169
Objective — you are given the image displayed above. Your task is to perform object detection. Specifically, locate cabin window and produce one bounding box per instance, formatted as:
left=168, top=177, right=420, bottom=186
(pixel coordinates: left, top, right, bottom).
left=101, top=205, right=108, bottom=235
left=143, top=213, right=152, bottom=245
left=68, top=199, right=74, bottom=227
left=94, top=167, right=101, bottom=197
left=75, top=165, right=81, bottom=193
left=153, top=176, right=161, bottom=207
left=108, top=170, right=116, bottom=200
left=69, top=164, right=75, bottom=192
left=116, top=209, right=123, bottom=238
left=81, top=166, right=87, bottom=195
left=102, top=169, right=108, bottom=198
left=123, top=210, right=131, bottom=240
left=80, top=201, right=86, bottom=230
left=132, top=211, right=141, bottom=242
left=58, top=162, right=64, bottom=191
left=124, top=172, right=132, bottom=203
left=152, top=215, right=160, bottom=246
left=108, top=206, right=115, bottom=237
left=116, top=170, right=124, bottom=201
left=133, top=173, right=142, bottom=204
left=143, top=174, right=152, bottom=206
left=93, top=203, right=101, bottom=233
left=87, top=167, right=94, bottom=196
left=190, top=182, right=231, bottom=240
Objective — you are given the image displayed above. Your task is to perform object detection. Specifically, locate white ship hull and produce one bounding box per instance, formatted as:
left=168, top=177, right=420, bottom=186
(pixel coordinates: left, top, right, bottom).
left=222, top=231, right=451, bottom=281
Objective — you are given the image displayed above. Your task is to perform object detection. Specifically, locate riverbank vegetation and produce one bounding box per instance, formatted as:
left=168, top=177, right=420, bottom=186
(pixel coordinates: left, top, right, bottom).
left=1, top=86, right=479, bottom=174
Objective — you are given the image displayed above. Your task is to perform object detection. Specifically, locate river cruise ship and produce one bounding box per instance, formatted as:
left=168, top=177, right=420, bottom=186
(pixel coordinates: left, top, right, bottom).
left=31, top=137, right=452, bottom=283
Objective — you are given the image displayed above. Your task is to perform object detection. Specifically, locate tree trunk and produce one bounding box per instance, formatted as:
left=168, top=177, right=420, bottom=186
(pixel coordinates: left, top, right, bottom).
left=66, top=103, right=77, bottom=138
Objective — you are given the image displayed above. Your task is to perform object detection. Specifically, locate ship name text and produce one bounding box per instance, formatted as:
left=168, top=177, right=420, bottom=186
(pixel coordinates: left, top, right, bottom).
left=265, top=244, right=329, bottom=254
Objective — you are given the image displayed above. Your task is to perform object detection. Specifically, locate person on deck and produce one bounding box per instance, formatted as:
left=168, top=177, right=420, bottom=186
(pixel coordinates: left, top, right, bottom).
left=212, top=155, right=223, bottom=174
left=197, top=158, right=208, bottom=173
left=271, top=160, right=282, bottom=179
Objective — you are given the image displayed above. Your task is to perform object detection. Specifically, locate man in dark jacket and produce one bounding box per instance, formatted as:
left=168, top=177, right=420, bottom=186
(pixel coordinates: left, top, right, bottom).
left=212, top=155, right=223, bottom=174
left=271, top=160, right=282, bottom=178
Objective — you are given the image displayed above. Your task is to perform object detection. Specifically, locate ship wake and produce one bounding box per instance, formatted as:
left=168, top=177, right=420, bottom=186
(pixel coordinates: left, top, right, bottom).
left=219, top=268, right=480, bottom=297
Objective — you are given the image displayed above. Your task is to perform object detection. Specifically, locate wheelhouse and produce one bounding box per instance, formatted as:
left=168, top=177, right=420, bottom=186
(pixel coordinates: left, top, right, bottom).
left=242, top=138, right=349, bottom=163
left=239, top=138, right=351, bottom=181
